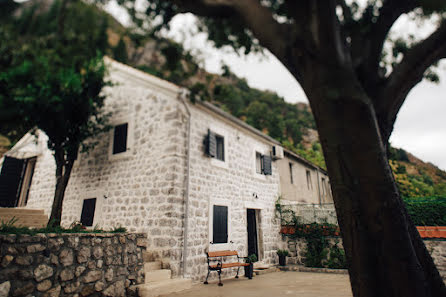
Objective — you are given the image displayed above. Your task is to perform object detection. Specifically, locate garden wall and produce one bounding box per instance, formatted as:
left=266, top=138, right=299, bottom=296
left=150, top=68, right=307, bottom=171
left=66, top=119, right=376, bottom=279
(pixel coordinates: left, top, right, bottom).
left=283, top=236, right=446, bottom=278
left=0, top=233, right=146, bottom=297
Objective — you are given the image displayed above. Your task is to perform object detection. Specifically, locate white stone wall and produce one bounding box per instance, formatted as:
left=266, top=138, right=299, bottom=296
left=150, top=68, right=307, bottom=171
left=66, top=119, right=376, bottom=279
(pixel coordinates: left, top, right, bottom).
left=183, top=103, right=282, bottom=281
left=277, top=155, right=333, bottom=205
left=25, top=133, right=57, bottom=214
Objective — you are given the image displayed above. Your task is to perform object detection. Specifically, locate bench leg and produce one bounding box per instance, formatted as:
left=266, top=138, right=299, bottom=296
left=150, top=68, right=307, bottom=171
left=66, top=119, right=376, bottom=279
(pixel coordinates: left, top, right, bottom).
left=235, top=266, right=240, bottom=278
left=204, top=269, right=210, bottom=284
left=218, top=269, right=223, bottom=286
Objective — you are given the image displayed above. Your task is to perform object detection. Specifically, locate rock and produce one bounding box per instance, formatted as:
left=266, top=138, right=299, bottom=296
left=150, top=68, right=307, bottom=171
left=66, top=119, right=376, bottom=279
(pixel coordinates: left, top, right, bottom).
left=97, top=259, right=103, bottom=268
left=80, top=285, right=95, bottom=297
left=48, top=238, right=64, bottom=251
left=64, top=282, right=80, bottom=293
left=83, top=270, right=102, bottom=283
left=75, top=266, right=86, bottom=277
left=12, top=282, right=34, bottom=296
left=1, top=255, right=13, bottom=267
left=17, top=268, right=33, bottom=280
left=37, top=279, right=52, bottom=292
left=95, top=281, right=105, bottom=291
left=59, top=248, right=74, bottom=266
left=34, top=264, right=54, bottom=282
left=103, top=280, right=125, bottom=297
left=27, top=244, right=46, bottom=253
left=105, top=268, right=114, bottom=282
left=43, top=285, right=61, bottom=297
left=50, top=254, right=59, bottom=265
left=77, top=247, right=91, bottom=263
left=67, top=236, right=79, bottom=248
left=0, top=281, right=10, bottom=297
left=87, top=260, right=96, bottom=269
left=15, top=255, right=33, bottom=266
left=6, top=246, right=17, bottom=254
left=136, top=238, right=147, bottom=247
left=92, top=246, right=103, bottom=259
left=60, top=268, right=74, bottom=281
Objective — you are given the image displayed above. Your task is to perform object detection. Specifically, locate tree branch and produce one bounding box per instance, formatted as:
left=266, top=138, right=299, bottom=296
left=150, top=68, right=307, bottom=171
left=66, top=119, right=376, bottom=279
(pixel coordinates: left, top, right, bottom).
left=171, top=0, right=297, bottom=61
left=360, top=0, right=419, bottom=77
left=376, top=20, right=446, bottom=142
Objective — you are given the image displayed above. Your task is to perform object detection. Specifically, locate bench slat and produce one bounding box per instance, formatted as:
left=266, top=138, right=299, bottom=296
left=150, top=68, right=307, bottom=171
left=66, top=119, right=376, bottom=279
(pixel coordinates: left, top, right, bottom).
left=207, top=250, right=239, bottom=257
left=210, top=262, right=250, bottom=269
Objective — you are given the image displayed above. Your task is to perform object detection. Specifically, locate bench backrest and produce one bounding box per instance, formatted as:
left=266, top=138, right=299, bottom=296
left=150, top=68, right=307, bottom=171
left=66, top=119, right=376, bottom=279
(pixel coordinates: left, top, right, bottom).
left=207, top=250, right=239, bottom=257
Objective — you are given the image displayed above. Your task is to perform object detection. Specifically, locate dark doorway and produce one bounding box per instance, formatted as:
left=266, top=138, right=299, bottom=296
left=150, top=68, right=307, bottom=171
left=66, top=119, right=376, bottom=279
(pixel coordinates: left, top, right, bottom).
left=247, top=209, right=258, bottom=259
left=0, top=156, right=25, bottom=207
left=80, top=198, right=97, bottom=227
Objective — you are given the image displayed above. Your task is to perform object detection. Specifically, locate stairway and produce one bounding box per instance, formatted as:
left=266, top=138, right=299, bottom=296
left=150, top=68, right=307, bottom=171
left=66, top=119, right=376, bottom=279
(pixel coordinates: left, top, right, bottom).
left=0, top=208, right=48, bottom=228
left=137, top=260, right=192, bottom=297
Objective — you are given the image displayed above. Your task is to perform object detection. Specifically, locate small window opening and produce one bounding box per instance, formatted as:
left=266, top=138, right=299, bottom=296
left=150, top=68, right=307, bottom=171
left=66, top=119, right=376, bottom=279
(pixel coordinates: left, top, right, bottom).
left=113, top=123, right=128, bottom=154
left=80, top=198, right=97, bottom=227
left=216, top=135, right=224, bottom=161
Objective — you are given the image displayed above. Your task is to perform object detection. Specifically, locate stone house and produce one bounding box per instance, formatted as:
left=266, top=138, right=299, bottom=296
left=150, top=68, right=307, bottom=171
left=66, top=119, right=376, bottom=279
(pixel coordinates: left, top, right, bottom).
left=0, top=58, right=332, bottom=280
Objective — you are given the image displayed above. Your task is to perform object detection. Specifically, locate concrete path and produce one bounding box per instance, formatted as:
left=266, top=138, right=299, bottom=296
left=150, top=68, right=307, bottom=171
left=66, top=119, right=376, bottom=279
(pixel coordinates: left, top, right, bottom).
left=162, top=271, right=353, bottom=297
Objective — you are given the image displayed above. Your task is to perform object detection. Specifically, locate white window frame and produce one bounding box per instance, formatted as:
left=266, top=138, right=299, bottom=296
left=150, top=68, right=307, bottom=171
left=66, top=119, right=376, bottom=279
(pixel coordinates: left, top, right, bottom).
left=208, top=198, right=232, bottom=251
left=108, top=115, right=134, bottom=161
left=209, top=124, right=228, bottom=169
left=78, top=190, right=104, bottom=229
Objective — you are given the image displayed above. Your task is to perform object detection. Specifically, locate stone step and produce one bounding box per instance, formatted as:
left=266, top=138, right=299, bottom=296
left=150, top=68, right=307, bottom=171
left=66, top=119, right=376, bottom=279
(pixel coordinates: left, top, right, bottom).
left=137, top=278, right=192, bottom=297
left=145, top=269, right=171, bottom=284
left=144, top=261, right=162, bottom=271
left=254, top=267, right=279, bottom=275
left=0, top=208, right=45, bottom=215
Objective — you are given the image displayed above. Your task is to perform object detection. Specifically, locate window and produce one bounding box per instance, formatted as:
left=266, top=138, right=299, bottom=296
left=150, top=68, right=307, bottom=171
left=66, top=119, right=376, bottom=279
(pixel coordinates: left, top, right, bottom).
left=112, top=123, right=128, bottom=155
left=254, top=152, right=272, bottom=176
left=213, top=205, right=228, bottom=244
left=306, top=170, right=312, bottom=190
left=256, top=152, right=263, bottom=174
left=289, top=163, right=294, bottom=184
left=321, top=178, right=326, bottom=196
left=80, top=198, right=97, bottom=227
left=216, top=135, right=224, bottom=161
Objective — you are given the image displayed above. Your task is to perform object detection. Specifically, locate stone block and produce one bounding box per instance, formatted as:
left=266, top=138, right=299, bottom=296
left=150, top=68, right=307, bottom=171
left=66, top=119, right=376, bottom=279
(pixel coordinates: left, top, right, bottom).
left=27, top=244, right=46, bottom=253
left=59, top=248, right=74, bottom=266
left=1, top=255, right=13, bottom=268
left=0, top=281, right=10, bottom=297
left=15, top=255, right=33, bottom=266
left=75, top=266, right=86, bottom=277
left=37, top=279, right=52, bottom=292
left=77, top=247, right=91, bottom=263
left=83, top=270, right=103, bottom=283
left=12, top=282, right=34, bottom=296
left=34, top=264, right=54, bottom=282
left=64, top=281, right=80, bottom=293
left=60, top=268, right=74, bottom=281
left=43, top=284, right=61, bottom=297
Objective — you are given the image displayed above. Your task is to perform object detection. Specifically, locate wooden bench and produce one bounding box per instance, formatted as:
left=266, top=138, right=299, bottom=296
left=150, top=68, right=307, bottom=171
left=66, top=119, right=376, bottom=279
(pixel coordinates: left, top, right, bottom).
left=204, top=250, right=251, bottom=286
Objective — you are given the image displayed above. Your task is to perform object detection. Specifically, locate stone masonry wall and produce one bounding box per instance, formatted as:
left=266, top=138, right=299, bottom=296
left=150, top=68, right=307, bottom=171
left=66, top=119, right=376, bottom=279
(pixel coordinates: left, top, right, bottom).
left=184, top=103, right=283, bottom=281
left=0, top=233, right=146, bottom=297
left=283, top=236, right=446, bottom=278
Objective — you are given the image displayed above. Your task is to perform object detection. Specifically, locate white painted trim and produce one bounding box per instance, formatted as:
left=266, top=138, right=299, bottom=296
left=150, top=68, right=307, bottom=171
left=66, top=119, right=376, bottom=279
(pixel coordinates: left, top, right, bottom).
left=78, top=190, right=104, bottom=229
left=208, top=198, right=233, bottom=252
left=108, top=113, right=134, bottom=161
left=252, top=144, right=270, bottom=180
left=209, top=124, right=229, bottom=169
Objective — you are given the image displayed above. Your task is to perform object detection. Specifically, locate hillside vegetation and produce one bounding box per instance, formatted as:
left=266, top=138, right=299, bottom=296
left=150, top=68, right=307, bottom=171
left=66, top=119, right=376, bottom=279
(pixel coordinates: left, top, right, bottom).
left=2, top=0, right=446, bottom=199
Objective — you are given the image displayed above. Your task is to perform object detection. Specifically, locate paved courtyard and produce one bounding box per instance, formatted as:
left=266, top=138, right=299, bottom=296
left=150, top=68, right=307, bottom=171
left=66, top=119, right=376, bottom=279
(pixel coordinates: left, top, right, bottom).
left=164, top=271, right=353, bottom=297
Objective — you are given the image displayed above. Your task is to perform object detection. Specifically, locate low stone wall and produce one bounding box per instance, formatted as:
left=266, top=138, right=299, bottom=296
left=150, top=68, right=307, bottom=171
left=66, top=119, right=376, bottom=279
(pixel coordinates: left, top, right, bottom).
left=283, top=236, right=446, bottom=278
left=0, top=233, right=146, bottom=297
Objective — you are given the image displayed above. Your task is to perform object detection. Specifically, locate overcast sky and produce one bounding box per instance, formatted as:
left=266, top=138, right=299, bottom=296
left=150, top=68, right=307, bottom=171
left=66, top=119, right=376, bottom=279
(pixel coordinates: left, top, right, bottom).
left=106, top=4, right=446, bottom=171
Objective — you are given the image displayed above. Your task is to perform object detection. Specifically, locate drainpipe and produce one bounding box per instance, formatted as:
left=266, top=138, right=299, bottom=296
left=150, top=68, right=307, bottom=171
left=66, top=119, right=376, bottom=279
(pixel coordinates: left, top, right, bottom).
left=179, top=89, right=191, bottom=278
left=316, top=169, right=321, bottom=206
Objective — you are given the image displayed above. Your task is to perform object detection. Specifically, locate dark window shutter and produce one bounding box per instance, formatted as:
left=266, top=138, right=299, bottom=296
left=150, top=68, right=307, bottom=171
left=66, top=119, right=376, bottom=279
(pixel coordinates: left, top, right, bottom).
left=205, top=129, right=217, bottom=158
left=262, top=155, right=272, bottom=175
left=0, top=156, right=25, bottom=207
left=113, top=123, right=128, bottom=154
left=213, top=205, right=228, bottom=244
left=80, top=198, right=97, bottom=227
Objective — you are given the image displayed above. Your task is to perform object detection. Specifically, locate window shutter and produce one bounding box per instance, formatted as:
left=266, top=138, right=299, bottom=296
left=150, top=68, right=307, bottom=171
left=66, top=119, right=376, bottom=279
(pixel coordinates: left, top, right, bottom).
left=205, top=129, right=217, bottom=158
left=0, top=156, right=26, bottom=207
left=262, top=155, right=272, bottom=175
left=80, top=198, right=97, bottom=227
left=213, top=205, right=228, bottom=244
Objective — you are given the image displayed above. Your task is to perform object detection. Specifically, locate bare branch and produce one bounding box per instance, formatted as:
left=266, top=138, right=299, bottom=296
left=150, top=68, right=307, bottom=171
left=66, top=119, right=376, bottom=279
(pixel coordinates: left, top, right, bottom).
left=376, top=20, right=446, bottom=141
left=360, top=0, right=419, bottom=77
left=171, top=0, right=295, bottom=60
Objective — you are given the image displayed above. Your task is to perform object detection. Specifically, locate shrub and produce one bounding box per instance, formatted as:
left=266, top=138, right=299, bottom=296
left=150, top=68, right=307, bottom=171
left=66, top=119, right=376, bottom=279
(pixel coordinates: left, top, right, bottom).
left=404, top=196, right=446, bottom=226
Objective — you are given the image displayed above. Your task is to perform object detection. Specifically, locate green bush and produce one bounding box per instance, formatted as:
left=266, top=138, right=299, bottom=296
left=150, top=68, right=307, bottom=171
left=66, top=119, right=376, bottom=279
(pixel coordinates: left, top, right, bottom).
left=404, top=196, right=446, bottom=226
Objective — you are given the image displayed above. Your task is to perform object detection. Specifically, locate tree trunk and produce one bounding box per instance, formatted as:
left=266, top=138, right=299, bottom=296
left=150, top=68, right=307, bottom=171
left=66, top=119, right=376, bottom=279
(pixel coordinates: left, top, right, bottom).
left=301, top=65, right=446, bottom=297
left=48, top=148, right=74, bottom=228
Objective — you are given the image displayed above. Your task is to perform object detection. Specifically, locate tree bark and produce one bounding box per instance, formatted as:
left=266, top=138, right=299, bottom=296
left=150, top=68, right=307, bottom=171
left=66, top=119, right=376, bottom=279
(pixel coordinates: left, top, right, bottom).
left=48, top=147, right=74, bottom=228
left=300, top=63, right=446, bottom=297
